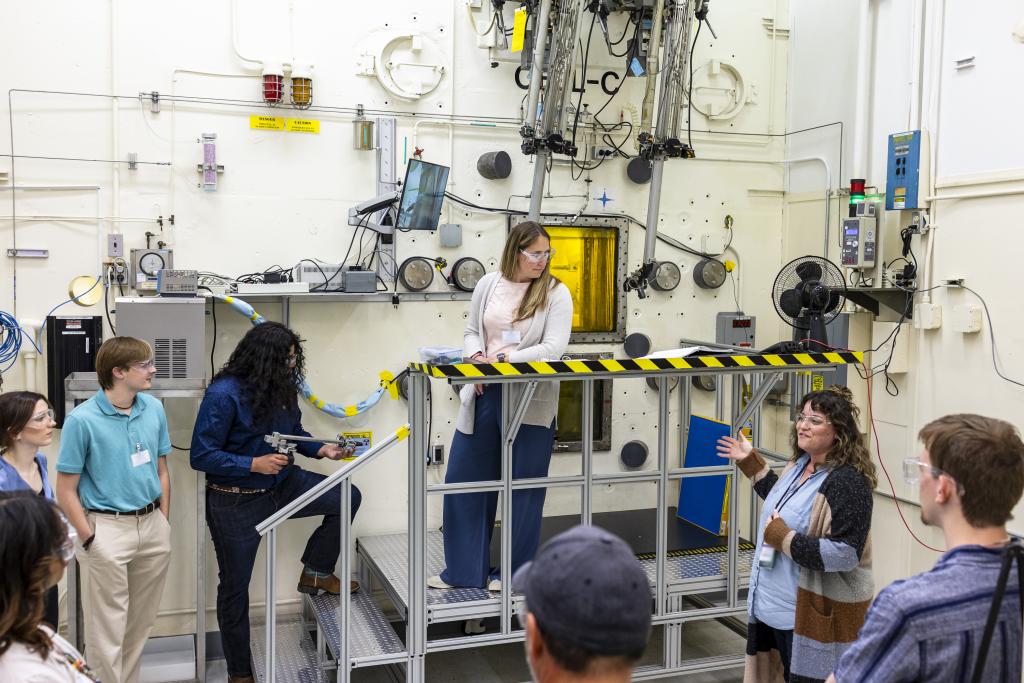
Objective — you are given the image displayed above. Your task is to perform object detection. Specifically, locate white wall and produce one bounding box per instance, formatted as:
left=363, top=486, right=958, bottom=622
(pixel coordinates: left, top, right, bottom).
left=785, top=0, right=1024, bottom=595
left=1, top=0, right=801, bottom=634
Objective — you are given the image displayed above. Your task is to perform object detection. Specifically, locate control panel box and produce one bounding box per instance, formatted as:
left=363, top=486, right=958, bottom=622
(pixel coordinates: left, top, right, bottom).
left=715, top=312, right=755, bottom=348
left=886, top=130, right=927, bottom=211
left=841, top=217, right=877, bottom=268
left=130, top=248, right=173, bottom=295
left=156, top=269, right=198, bottom=297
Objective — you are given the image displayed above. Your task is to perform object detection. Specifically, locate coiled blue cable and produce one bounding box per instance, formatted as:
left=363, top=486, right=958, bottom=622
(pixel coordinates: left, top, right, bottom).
left=0, top=311, right=43, bottom=374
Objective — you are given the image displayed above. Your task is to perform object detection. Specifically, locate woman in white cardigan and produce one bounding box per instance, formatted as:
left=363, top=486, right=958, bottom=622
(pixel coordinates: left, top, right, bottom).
left=429, top=221, right=574, bottom=591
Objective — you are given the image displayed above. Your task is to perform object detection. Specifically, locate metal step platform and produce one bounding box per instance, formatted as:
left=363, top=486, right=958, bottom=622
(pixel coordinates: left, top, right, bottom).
left=252, top=590, right=406, bottom=682
left=251, top=617, right=328, bottom=683
left=304, top=591, right=406, bottom=669
left=357, top=529, right=755, bottom=625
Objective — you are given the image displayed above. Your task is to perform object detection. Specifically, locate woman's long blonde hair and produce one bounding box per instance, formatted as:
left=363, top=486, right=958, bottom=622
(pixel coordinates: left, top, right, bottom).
left=500, top=221, right=561, bottom=321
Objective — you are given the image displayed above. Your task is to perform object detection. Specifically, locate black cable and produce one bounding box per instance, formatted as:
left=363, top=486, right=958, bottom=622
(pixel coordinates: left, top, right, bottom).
left=103, top=278, right=117, bottom=335
left=960, top=286, right=1024, bottom=389
left=443, top=190, right=725, bottom=260
left=199, top=286, right=217, bottom=378
left=570, top=13, right=598, bottom=181
left=687, top=19, right=703, bottom=151
left=608, top=10, right=638, bottom=52
left=172, top=444, right=190, bottom=452
left=312, top=213, right=368, bottom=292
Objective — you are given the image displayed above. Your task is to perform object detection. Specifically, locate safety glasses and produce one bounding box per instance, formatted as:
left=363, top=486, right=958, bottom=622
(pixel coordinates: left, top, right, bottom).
left=30, top=408, right=55, bottom=424
left=902, top=458, right=965, bottom=496
left=519, top=248, right=555, bottom=263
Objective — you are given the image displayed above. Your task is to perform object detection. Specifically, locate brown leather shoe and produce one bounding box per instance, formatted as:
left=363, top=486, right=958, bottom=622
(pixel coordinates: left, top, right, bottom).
left=297, top=570, right=341, bottom=595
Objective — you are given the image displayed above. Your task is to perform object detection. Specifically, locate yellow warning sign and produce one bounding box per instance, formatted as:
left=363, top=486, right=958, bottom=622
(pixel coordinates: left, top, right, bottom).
left=286, top=118, right=320, bottom=134
left=511, top=7, right=527, bottom=53
left=250, top=115, right=285, bottom=131
left=812, top=374, right=825, bottom=391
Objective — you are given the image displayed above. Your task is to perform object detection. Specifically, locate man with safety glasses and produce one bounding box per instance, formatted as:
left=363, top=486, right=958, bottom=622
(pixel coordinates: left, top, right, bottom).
left=56, top=336, right=173, bottom=683
left=829, top=413, right=1024, bottom=682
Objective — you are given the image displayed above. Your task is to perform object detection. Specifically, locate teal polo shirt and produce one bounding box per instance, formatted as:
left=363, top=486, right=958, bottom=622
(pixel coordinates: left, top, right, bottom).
left=57, top=390, right=172, bottom=511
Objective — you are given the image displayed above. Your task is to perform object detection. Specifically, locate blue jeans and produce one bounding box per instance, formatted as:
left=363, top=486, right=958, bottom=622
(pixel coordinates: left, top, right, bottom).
left=440, top=386, right=556, bottom=588
left=206, top=465, right=362, bottom=677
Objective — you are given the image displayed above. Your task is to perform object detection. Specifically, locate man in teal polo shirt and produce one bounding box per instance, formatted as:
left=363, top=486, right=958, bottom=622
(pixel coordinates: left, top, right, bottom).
left=57, top=336, right=172, bottom=683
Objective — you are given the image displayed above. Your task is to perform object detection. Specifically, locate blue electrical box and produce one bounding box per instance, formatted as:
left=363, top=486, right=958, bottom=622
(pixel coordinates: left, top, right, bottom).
left=886, top=130, right=923, bottom=210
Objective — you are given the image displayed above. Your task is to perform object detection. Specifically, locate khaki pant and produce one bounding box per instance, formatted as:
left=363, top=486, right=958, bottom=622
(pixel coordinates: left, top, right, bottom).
left=78, top=510, right=172, bottom=683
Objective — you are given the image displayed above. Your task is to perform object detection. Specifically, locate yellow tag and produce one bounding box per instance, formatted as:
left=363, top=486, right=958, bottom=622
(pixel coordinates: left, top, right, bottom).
left=380, top=370, right=399, bottom=400
left=286, top=118, right=320, bottom=134
left=250, top=115, right=285, bottom=131
left=341, top=431, right=372, bottom=459
left=396, top=425, right=411, bottom=441
left=511, top=7, right=527, bottom=53
left=812, top=374, right=825, bottom=391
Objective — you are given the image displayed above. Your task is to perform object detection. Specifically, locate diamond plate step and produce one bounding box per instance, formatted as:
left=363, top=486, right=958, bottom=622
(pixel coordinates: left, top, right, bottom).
left=357, top=530, right=754, bottom=623
left=251, top=617, right=328, bottom=683
left=305, top=590, right=406, bottom=665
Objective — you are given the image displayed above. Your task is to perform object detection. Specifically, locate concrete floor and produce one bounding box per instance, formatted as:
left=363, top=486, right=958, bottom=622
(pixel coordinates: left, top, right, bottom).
left=196, top=617, right=745, bottom=683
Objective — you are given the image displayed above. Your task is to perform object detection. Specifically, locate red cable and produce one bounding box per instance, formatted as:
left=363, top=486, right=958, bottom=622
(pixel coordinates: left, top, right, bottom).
left=862, top=361, right=943, bottom=553
left=796, top=338, right=943, bottom=552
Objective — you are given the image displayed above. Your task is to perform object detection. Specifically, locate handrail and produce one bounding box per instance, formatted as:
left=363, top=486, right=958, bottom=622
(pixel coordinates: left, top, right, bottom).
left=256, top=423, right=410, bottom=535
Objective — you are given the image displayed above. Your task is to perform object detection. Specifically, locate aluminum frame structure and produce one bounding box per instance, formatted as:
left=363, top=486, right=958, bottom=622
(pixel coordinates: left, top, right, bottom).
left=246, top=351, right=859, bottom=682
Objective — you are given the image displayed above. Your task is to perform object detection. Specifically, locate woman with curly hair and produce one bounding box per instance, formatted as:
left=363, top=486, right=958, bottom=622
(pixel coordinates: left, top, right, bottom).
left=0, top=490, right=98, bottom=681
left=717, top=386, right=876, bottom=683
left=190, top=322, right=361, bottom=683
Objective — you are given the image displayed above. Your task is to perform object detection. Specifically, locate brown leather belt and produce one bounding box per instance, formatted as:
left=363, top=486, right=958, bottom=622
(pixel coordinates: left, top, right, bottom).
left=207, top=483, right=269, bottom=496
left=89, top=499, right=161, bottom=517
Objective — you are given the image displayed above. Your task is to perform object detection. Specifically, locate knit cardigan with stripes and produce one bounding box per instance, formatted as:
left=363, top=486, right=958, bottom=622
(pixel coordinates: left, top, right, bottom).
left=738, top=449, right=875, bottom=683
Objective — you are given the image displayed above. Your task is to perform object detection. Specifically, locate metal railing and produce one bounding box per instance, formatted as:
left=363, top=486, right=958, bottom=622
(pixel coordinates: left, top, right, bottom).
left=254, top=424, right=410, bottom=683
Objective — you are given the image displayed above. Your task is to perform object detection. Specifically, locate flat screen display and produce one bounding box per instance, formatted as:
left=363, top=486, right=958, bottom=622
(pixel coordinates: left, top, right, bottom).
left=396, top=159, right=450, bottom=231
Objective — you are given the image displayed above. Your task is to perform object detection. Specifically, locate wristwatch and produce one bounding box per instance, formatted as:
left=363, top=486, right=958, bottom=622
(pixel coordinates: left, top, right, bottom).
left=497, top=353, right=507, bottom=363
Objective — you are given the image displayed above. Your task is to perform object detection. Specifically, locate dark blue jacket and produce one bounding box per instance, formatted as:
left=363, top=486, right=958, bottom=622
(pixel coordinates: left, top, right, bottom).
left=190, top=375, right=322, bottom=488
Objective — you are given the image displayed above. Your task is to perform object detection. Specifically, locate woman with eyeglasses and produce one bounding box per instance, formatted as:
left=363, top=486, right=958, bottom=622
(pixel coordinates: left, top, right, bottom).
left=429, top=220, right=573, bottom=592
left=0, top=392, right=60, bottom=628
left=0, top=490, right=99, bottom=682
left=190, top=321, right=360, bottom=683
left=717, top=385, right=877, bottom=683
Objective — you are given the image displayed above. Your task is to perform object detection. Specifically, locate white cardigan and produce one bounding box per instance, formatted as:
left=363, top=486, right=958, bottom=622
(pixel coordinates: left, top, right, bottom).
left=456, top=271, right=573, bottom=435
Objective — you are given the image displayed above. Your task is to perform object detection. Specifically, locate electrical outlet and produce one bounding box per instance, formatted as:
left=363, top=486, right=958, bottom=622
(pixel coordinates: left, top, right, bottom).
left=942, top=278, right=964, bottom=287
left=952, top=304, right=982, bottom=333
left=913, top=302, right=942, bottom=330
left=590, top=145, right=617, bottom=160
left=107, top=233, right=124, bottom=258
left=431, top=444, right=445, bottom=465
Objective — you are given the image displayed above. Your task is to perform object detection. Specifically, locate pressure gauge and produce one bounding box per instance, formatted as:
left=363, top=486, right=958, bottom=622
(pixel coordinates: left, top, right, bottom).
left=398, top=257, right=435, bottom=292
left=139, top=252, right=166, bottom=276
left=693, top=258, right=727, bottom=289
left=450, top=257, right=485, bottom=292
left=649, top=261, right=682, bottom=291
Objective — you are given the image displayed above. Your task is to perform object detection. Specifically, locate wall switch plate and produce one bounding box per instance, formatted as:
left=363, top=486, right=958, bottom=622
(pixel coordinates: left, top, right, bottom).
left=952, top=303, right=982, bottom=333
left=913, top=302, right=942, bottom=330
left=107, top=233, right=124, bottom=258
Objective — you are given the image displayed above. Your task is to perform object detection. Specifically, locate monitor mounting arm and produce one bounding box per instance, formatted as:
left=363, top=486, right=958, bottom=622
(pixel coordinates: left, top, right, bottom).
left=348, top=190, right=399, bottom=235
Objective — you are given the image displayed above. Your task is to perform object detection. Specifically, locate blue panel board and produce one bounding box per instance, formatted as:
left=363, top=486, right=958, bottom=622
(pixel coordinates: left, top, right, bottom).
left=677, top=415, right=731, bottom=535
left=886, top=130, right=922, bottom=210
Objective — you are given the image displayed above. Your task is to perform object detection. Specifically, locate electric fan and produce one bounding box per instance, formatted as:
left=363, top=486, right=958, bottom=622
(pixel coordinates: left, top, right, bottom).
left=771, top=256, right=847, bottom=350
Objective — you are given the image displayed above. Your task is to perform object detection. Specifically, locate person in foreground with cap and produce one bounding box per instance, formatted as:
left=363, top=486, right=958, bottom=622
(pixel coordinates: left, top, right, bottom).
left=512, top=525, right=653, bottom=682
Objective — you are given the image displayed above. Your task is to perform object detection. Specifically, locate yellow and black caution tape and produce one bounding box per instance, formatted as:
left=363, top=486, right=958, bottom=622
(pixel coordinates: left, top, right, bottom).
left=410, top=352, right=863, bottom=379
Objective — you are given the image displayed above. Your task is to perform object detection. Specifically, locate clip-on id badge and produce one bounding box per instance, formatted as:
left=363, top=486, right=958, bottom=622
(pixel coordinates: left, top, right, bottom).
left=758, top=545, right=777, bottom=569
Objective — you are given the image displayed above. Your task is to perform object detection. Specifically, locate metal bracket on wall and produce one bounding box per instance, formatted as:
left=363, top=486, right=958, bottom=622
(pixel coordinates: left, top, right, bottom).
left=376, top=117, right=397, bottom=286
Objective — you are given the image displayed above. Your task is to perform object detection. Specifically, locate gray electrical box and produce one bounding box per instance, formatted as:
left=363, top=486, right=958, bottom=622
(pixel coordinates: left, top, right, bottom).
left=715, top=312, right=756, bottom=348
left=115, top=297, right=206, bottom=379
left=342, top=267, right=377, bottom=293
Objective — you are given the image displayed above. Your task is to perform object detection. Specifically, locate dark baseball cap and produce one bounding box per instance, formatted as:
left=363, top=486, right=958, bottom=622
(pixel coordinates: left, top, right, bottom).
left=512, top=524, right=652, bottom=655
